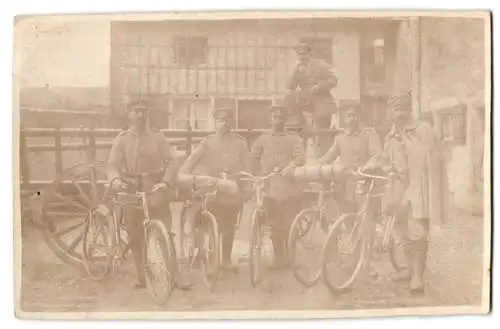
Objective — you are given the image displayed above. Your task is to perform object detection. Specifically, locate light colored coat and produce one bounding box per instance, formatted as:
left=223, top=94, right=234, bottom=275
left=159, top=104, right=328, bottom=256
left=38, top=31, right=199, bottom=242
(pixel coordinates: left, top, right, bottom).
left=386, top=119, right=450, bottom=224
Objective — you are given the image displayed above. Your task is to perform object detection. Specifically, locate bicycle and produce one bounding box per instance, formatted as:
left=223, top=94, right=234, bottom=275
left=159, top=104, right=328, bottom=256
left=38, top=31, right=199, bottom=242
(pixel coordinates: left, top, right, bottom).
left=81, top=171, right=182, bottom=306
left=178, top=175, right=221, bottom=291
left=320, top=167, right=406, bottom=294
left=287, top=181, right=338, bottom=288
left=237, top=168, right=283, bottom=287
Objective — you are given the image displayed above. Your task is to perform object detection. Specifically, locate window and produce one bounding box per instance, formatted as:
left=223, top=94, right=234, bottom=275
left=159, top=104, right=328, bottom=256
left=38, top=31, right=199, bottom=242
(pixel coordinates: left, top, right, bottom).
left=366, top=38, right=386, bottom=82
left=171, top=99, right=211, bottom=130
left=237, top=99, right=272, bottom=129
left=172, top=36, right=208, bottom=67
left=299, top=37, right=333, bottom=65
left=439, top=105, right=467, bottom=145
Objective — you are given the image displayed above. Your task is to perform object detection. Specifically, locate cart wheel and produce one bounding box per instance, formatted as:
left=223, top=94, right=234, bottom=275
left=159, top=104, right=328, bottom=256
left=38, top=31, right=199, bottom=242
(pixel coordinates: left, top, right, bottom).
left=40, top=161, right=109, bottom=267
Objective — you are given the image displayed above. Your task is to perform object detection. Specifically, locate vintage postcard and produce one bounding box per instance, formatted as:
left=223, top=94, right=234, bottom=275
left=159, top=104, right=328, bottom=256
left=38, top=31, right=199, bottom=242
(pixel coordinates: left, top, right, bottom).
left=12, top=10, right=491, bottom=320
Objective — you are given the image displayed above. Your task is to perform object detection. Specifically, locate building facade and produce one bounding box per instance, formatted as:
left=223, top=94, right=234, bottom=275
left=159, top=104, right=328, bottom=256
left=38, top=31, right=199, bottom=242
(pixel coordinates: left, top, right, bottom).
left=109, top=18, right=406, bottom=131
left=418, top=17, right=487, bottom=213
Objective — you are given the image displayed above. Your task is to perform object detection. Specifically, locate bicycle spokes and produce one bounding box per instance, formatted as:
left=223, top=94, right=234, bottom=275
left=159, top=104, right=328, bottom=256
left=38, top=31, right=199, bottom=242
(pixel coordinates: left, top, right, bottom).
left=337, top=221, right=360, bottom=255
left=382, top=214, right=397, bottom=250
left=144, top=228, right=173, bottom=298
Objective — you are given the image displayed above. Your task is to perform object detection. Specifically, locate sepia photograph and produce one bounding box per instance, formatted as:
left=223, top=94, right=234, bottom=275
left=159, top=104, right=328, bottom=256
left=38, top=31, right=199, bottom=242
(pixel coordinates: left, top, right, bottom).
left=12, top=10, right=491, bottom=319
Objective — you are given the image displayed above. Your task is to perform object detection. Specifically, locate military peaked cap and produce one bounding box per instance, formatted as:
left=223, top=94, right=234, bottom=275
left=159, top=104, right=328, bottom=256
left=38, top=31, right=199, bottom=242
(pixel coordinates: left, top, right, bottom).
left=212, top=107, right=235, bottom=119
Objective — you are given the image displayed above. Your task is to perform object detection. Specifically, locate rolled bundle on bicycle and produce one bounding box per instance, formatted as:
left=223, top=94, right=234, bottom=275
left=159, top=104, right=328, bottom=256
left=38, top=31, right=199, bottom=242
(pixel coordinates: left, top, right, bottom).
left=176, top=174, right=241, bottom=201
left=293, top=164, right=346, bottom=182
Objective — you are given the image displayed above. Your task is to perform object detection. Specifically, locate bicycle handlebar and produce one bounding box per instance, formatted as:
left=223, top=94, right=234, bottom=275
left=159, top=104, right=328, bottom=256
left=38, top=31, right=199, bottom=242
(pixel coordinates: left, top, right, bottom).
left=115, top=185, right=164, bottom=198
left=238, top=169, right=283, bottom=183
left=356, top=168, right=399, bottom=181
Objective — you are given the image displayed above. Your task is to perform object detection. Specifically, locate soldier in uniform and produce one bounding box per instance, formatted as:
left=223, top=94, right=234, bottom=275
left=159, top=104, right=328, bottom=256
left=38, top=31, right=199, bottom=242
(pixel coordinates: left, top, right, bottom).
left=249, top=105, right=306, bottom=269
left=317, top=104, right=383, bottom=276
left=107, top=100, right=179, bottom=289
left=384, top=92, right=449, bottom=294
left=286, top=42, right=339, bottom=157
left=179, top=107, right=250, bottom=272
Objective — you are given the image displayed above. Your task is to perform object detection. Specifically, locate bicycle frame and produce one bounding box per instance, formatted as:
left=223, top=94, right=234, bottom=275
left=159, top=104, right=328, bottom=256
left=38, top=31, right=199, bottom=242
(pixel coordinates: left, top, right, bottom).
left=107, top=175, right=166, bottom=263
left=336, top=169, right=389, bottom=254
left=238, top=170, right=281, bottom=216
left=314, top=184, right=337, bottom=224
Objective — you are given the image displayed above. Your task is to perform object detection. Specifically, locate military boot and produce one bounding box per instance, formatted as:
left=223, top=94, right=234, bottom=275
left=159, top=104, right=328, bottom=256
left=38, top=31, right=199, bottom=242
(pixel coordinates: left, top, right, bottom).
left=221, top=230, right=238, bottom=273
left=390, top=242, right=412, bottom=282
left=131, top=246, right=146, bottom=290
left=410, top=240, right=428, bottom=294
left=268, top=235, right=287, bottom=270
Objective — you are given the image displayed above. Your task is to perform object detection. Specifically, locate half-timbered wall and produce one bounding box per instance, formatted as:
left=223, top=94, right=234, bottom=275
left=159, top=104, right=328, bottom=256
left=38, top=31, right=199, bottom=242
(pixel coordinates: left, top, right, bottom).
left=110, top=19, right=365, bottom=129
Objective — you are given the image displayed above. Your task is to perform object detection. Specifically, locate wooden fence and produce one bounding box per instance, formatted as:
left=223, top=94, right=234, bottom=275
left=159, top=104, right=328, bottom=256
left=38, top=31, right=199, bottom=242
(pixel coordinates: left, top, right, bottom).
left=19, top=127, right=341, bottom=192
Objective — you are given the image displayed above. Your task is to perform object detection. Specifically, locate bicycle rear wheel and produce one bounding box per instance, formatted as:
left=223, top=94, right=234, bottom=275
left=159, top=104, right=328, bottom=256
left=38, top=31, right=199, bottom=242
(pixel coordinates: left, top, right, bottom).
left=81, top=205, right=114, bottom=280
left=288, top=208, right=327, bottom=288
left=143, top=219, right=176, bottom=306
left=249, top=208, right=266, bottom=287
left=381, top=214, right=407, bottom=272
left=387, top=234, right=408, bottom=272
left=321, top=213, right=367, bottom=294
left=199, top=211, right=221, bottom=291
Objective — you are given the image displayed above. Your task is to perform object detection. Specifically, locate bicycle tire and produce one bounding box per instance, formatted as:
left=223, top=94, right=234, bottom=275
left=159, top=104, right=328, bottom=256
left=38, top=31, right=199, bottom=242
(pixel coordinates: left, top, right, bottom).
left=143, top=219, right=176, bottom=306
left=249, top=208, right=266, bottom=288
left=387, top=234, right=407, bottom=272
left=321, top=213, right=367, bottom=294
left=199, top=210, right=221, bottom=291
left=288, top=208, right=322, bottom=288
left=81, top=208, right=114, bottom=281
left=178, top=205, right=191, bottom=262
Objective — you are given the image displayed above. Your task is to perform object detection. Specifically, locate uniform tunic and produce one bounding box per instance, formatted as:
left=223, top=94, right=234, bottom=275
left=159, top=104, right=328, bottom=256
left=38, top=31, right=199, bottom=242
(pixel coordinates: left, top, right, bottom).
left=250, top=131, right=306, bottom=202
left=318, top=126, right=382, bottom=208
left=286, top=58, right=338, bottom=119
left=180, top=131, right=249, bottom=205
left=107, top=128, right=178, bottom=207
left=107, top=128, right=177, bottom=235
left=318, top=127, right=382, bottom=169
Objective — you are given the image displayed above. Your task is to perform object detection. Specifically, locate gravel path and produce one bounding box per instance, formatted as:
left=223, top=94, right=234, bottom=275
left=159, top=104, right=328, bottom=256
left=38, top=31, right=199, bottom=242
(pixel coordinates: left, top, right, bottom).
left=19, top=207, right=486, bottom=313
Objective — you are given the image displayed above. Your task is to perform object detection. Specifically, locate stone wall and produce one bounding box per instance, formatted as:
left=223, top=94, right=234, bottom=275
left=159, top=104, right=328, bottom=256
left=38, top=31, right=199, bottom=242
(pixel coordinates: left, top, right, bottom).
left=420, top=17, right=486, bottom=112
left=419, top=17, right=487, bottom=214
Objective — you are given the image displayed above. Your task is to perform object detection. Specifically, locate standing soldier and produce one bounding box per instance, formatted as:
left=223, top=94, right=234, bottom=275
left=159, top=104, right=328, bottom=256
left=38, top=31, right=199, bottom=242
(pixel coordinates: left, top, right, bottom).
left=286, top=42, right=338, bottom=157
left=384, top=92, right=449, bottom=294
left=107, top=100, right=179, bottom=289
left=249, top=106, right=306, bottom=270
left=317, top=104, right=382, bottom=276
left=179, top=107, right=249, bottom=272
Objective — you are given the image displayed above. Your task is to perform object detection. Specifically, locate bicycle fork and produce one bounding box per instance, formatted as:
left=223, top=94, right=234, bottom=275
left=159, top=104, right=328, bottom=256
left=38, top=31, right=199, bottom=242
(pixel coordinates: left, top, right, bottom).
left=111, top=211, right=124, bottom=273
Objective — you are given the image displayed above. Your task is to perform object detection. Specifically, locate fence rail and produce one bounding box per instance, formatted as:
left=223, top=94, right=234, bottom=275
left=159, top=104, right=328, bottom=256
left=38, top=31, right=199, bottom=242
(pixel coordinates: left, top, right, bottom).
left=19, top=127, right=341, bottom=192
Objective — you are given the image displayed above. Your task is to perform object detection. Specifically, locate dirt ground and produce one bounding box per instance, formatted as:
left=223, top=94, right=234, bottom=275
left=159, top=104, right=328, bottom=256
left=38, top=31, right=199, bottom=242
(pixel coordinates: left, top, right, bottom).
left=19, top=206, right=486, bottom=313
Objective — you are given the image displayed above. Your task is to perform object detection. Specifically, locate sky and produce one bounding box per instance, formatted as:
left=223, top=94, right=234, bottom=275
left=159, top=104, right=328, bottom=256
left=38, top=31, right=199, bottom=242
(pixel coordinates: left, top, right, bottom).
left=15, top=19, right=111, bottom=88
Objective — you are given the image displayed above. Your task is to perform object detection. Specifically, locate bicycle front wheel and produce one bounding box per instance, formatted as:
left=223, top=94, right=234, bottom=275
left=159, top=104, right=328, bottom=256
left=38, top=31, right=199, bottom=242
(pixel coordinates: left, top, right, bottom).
left=199, top=211, right=221, bottom=291
left=249, top=208, right=266, bottom=287
left=288, top=208, right=328, bottom=288
left=387, top=232, right=408, bottom=273
left=81, top=206, right=114, bottom=280
left=143, top=219, right=176, bottom=306
left=321, top=213, right=367, bottom=294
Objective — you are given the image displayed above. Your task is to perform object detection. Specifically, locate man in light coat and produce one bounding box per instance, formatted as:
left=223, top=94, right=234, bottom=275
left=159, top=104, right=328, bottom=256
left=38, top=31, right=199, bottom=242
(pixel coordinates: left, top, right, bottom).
left=384, top=92, right=450, bottom=294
